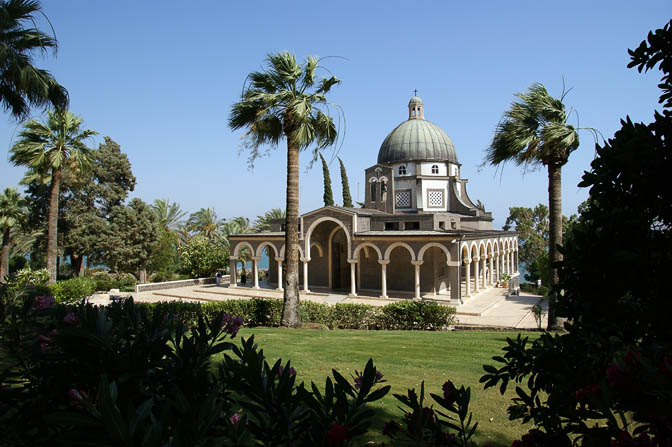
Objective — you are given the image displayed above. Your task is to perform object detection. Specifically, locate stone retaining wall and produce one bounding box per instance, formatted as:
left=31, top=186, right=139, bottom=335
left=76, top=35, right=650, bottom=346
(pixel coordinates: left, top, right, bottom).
left=135, top=276, right=229, bottom=293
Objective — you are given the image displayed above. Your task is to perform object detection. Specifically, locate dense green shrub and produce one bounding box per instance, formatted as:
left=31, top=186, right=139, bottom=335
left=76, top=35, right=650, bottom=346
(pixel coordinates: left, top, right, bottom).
left=135, top=298, right=455, bottom=331
left=89, top=271, right=136, bottom=292
left=48, top=276, right=96, bottom=303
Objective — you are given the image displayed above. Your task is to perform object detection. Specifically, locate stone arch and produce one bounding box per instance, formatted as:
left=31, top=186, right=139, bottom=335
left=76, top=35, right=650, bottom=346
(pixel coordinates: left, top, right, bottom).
left=478, top=241, right=486, bottom=257
left=486, top=240, right=493, bottom=256
left=384, top=242, right=416, bottom=261
left=310, top=241, right=324, bottom=257
left=255, top=241, right=279, bottom=258
left=469, top=242, right=479, bottom=259
left=353, top=242, right=383, bottom=261
left=279, top=244, right=304, bottom=260
left=418, top=242, right=452, bottom=263
left=305, top=216, right=351, bottom=259
left=460, top=242, right=471, bottom=262
left=233, top=241, right=254, bottom=258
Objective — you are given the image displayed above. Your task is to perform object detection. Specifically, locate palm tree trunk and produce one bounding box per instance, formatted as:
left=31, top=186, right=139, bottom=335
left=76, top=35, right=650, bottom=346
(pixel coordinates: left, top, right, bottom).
left=46, top=169, right=62, bottom=284
left=547, top=162, right=563, bottom=329
left=281, top=137, right=302, bottom=328
left=1, top=228, right=10, bottom=283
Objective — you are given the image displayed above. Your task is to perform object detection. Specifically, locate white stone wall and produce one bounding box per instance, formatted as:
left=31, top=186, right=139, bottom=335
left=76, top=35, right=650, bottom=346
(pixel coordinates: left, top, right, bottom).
left=418, top=162, right=447, bottom=176
left=421, top=179, right=449, bottom=211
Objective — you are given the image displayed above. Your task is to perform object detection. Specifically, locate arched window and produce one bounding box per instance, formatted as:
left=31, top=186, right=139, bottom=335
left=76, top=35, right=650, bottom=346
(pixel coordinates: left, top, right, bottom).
left=399, top=165, right=407, bottom=175
left=370, top=179, right=377, bottom=202
left=431, top=165, right=439, bottom=174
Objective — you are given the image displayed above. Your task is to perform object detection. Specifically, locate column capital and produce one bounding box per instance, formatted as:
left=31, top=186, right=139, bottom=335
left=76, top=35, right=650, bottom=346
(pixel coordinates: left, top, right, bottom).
left=275, top=257, right=284, bottom=262
left=300, top=257, right=311, bottom=263
left=378, top=259, right=390, bottom=265
left=347, top=259, right=358, bottom=264
left=472, top=256, right=480, bottom=262
left=411, top=260, right=423, bottom=266
left=462, top=258, right=471, bottom=264
left=251, top=256, right=261, bottom=262
left=230, top=256, right=238, bottom=261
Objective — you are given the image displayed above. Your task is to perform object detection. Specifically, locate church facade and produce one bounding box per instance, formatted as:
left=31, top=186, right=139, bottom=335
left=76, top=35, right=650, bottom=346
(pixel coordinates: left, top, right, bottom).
left=229, top=96, right=519, bottom=303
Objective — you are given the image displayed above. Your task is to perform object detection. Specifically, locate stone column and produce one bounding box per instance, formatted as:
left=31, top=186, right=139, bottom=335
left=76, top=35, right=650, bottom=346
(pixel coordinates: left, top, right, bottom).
left=464, top=259, right=471, bottom=297
left=252, top=257, right=260, bottom=289
left=229, top=257, right=238, bottom=288
left=508, top=250, right=513, bottom=274
left=347, top=259, right=357, bottom=297
left=473, top=256, right=480, bottom=292
left=481, top=256, right=487, bottom=288
left=275, top=257, right=284, bottom=291
left=411, top=260, right=423, bottom=301
left=489, top=255, right=494, bottom=285
left=301, top=257, right=310, bottom=292
left=379, top=260, right=389, bottom=298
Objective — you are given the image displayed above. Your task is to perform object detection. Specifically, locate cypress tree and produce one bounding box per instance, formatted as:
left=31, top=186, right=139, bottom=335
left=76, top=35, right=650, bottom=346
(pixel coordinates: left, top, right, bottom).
left=319, top=153, right=334, bottom=206
left=338, top=157, right=353, bottom=207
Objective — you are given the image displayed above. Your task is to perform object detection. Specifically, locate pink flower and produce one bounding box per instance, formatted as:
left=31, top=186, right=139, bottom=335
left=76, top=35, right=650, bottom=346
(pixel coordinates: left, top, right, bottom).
left=67, top=389, right=88, bottom=401
left=289, top=366, right=296, bottom=375
left=64, top=312, right=78, bottom=325
left=375, top=370, right=384, bottom=382
left=229, top=413, right=241, bottom=425
left=353, top=374, right=363, bottom=390
left=221, top=313, right=243, bottom=336
left=34, top=296, right=55, bottom=311
left=327, top=423, right=350, bottom=446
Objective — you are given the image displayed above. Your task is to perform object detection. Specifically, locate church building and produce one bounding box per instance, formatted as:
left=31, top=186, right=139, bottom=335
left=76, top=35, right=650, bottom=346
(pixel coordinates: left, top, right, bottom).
left=228, top=96, right=519, bottom=303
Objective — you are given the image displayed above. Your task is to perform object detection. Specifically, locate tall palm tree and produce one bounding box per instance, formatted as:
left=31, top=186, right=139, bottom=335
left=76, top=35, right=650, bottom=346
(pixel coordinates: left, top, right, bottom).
left=229, top=51, right=340, bottom=328
left=0, top=187, right=26, bottom=282
left=9, top=110, right=96, bottom=283
left=0, top=0, right=68, bottom=119
left=485, top=82, right=580, bottom=328
left=151, top=198, right=187, bottom=231
left=186, top=207, right=222, bottom=240
left=254, top=208, right=285, bottom=233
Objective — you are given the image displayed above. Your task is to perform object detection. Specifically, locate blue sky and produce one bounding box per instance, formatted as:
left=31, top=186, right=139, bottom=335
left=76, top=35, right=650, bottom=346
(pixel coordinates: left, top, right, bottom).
left=1, top=1, right=669, bottom=228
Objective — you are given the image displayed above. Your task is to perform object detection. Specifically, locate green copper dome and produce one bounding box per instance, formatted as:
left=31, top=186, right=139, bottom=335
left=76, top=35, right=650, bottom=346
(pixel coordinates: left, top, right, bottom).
left=377, top=98, right=458, bottom=165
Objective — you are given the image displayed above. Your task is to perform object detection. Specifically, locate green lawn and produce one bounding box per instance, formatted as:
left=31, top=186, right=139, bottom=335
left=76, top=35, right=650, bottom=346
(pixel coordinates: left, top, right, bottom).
left=231, top=327, right=540, bottom=446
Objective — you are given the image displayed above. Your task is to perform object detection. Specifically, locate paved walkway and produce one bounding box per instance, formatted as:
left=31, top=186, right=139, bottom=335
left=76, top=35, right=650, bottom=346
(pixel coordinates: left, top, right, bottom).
left=89, top=282, right=547, bottom=330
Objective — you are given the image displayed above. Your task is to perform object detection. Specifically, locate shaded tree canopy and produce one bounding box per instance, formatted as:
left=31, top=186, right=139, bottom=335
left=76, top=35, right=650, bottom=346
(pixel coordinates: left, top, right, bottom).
left=99, top=198, right=158, bottom=278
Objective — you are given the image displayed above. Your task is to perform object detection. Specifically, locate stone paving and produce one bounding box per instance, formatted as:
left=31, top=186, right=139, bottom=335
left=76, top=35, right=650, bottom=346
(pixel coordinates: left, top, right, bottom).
left=88, top=281, right=547, bottom=330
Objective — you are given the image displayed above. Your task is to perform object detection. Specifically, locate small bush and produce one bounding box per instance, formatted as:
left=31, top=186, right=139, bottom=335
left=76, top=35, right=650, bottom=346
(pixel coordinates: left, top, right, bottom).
left=49, top=277, right=96, bottom=303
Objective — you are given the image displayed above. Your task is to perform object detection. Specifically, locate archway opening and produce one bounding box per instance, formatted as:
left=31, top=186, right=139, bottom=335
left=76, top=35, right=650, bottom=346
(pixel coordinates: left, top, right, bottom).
left=386, top=245, right=413, bottom=293
left=331, top=228, right=350, bottom=290
left=420, top=246, right=449, bottom=296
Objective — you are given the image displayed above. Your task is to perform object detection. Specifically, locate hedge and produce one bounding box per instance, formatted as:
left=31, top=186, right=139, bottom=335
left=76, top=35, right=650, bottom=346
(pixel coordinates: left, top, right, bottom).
left=136, top=298, right=456, bottom=331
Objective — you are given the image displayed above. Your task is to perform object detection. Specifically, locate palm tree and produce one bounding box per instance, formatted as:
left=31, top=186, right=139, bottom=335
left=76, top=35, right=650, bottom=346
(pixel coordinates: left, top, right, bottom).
left=0, top=187, right=26, bottom=282
left=9, top=110, right=96, bottom=283
left=187, top=208, right=222, bottom=240
left=485, top=82, right=580, bottom=328
left=229, top=51, right=340, bottom=328
left=0, top=0, right=68, bottom=119
left=254, top=208, right=285, bottom=233
left=151, top=198, right=187, bottom=231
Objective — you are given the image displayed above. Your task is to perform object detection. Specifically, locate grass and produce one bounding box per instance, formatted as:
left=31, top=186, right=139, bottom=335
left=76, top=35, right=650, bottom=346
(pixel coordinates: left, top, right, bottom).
left=230, top=327, right=541, bottom=446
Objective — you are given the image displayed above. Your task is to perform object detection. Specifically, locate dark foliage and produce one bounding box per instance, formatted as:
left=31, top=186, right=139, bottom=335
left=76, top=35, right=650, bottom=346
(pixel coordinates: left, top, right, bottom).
left=480, top=21, right=672, bottom=446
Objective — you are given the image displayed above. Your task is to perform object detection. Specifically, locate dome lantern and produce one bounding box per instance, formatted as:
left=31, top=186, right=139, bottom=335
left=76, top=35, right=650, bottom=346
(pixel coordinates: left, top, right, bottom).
left=408, top=95, right=424, bottom=120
